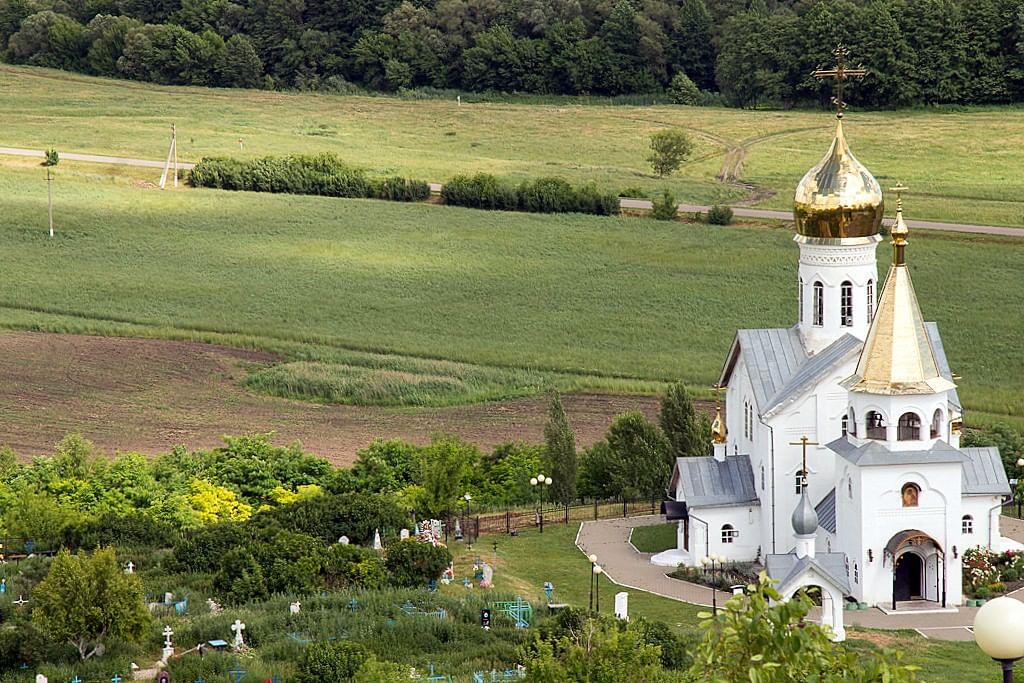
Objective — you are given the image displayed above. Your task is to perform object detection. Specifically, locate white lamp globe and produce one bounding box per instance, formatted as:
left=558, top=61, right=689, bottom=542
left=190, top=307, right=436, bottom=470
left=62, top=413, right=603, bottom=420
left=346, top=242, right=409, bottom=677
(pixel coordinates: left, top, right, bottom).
left=1017, top=458, right=1024, bottom=467
left=537, top=473, right=545, bottom=482
left=700, top=556, right=710, bottom=567
left=593, top=565, right=603, bottom=575
left=588, top=554, right=598, bottom=563
left=530, top=477, right=538, bottom=486
left=545, top=476, right=553, bottom=485
left=974, top=597, right=1024, bottom=660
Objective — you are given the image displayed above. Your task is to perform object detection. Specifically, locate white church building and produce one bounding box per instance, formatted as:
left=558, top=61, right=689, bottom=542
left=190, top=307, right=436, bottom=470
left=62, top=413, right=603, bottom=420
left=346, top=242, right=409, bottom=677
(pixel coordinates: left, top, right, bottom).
left=653, top=108, right=1010, bottom=635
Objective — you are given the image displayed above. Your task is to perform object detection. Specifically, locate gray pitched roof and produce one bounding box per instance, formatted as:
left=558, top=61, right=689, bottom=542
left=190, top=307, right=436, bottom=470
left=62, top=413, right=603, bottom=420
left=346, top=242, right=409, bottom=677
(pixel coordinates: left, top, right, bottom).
left=765, top=552, right=851, bottom=595
left=925, top=322, right=962, bottom=411
left=763, top=334, right=861, bottom=418
left=815, top=489, right=837, bottom=534
left=670, top=455, right=760, bottom=508
left=961, top=447, right=1010, bottom=496
left=828, top=436, right=968, bottom=466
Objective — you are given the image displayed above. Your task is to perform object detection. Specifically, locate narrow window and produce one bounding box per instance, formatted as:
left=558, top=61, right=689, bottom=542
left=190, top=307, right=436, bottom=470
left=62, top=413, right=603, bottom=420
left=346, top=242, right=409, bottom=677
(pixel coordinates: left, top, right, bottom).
left=841, top=281, right=853, bottom=327
left=847, top=477, right=853, bottom=499
left=760, top=465, right=765, bottom=490
left=931, top=408, right=943, bottom=439
left=962, top=515, right=974, bottom=534
left=841, top=415, right=849, bottom=437
left=866, top=411, right=886, bottom=440
left=848, top=407, right=857, bottom=437
left=854, top=563, right=859, bottom=584
left=798, top=277, right=804, bottom=323
left=867, top=279, right=875, bottom=322
left=795, top=472, right=805, bottom=494
left=813, top=281, right=824, bottom=326
left=898, top=412, right=921, bottom=441
left=721, top=524, right=737, bottom=544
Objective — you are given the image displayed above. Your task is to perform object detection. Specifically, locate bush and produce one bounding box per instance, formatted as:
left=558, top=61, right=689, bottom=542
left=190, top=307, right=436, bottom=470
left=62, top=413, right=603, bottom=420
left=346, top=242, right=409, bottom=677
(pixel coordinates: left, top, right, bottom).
left=43, top=148, right=59, bottom=166
left=650, top=190, right=678, bottom=221
left=619, top=187, right=646, bottom=199
left=298, top=640, right=370, bottom=683
left=667, top=72, right=700, bottom=105
left=707, top=204, right=734, bottom=225
left=443, top=173, right=618, bottom=216
left=384, top=539, right=452, bottom=588
left=188, top=154, right=428, bottom=203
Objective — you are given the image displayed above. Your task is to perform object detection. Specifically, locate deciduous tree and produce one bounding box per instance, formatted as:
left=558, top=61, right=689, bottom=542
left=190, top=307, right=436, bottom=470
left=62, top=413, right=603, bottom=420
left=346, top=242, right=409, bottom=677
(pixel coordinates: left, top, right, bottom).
left=647, top=128, right=693, bottom=177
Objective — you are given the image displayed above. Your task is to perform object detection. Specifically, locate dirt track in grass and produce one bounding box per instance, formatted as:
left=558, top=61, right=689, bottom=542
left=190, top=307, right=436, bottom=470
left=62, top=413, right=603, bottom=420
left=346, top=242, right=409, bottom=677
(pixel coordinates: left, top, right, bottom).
left=0, top=331, right=674, bottom=465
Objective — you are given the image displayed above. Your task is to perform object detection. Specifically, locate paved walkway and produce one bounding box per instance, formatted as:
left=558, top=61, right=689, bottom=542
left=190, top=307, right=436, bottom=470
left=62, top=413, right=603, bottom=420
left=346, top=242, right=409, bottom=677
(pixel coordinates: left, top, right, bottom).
left=576, top=514, right=1024, bottom=641
left=2, top=146, right=1022, bottom=238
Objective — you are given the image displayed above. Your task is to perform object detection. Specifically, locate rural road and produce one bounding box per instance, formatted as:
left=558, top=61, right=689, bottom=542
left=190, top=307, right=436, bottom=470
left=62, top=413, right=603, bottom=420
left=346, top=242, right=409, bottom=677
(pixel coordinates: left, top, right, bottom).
left=3, top=146, right=1021, bottom=238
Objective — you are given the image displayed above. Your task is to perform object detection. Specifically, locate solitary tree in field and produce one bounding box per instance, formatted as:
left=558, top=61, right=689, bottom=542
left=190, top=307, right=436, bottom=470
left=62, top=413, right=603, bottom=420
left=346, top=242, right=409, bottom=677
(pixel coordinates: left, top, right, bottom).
left=659, top=382, right=711, bottom=457
left=543, top=392, right=577, bottom=505
left=32, top=547, right=150, bottom=660
left=647, top=129, right=694, bottom=177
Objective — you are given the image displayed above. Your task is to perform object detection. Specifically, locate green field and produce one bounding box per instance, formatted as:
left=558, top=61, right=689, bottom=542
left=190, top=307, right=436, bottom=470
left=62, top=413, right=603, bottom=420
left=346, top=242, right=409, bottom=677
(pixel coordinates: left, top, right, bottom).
left=0, top=159, right=1020, bottom=424
left=5, top=65, right=1024, bottom=226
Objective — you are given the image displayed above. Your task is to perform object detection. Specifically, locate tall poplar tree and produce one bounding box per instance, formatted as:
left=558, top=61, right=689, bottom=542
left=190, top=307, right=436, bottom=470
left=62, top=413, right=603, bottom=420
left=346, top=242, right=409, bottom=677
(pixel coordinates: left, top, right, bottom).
left=543, top=392, right=577, bottom=505
left=659, top=382, right=711, bottom=458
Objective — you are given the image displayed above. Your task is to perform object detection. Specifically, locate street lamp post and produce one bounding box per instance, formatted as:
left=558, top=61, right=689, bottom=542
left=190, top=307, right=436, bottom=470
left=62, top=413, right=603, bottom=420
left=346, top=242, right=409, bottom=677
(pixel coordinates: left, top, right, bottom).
left=593, top=564, right=603, bottom=613
left=588, top=554, right=598, bottom=610
left=463, top=493, right=472, bottom=543
left=701, top=554, right=724, bottom=615
left=974, top=597, right=1024, bottom=683
left=530, top=474, right=553, bottom=533
left=1016, top=458, right=1024, bottom=518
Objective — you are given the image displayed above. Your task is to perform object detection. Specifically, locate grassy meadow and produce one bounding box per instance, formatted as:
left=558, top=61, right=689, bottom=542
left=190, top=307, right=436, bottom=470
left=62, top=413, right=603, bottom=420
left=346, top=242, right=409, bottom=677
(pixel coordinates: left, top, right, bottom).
left=0, top=159, right=1020, bottom=425
left=5, top=65, right=1024, bottom=226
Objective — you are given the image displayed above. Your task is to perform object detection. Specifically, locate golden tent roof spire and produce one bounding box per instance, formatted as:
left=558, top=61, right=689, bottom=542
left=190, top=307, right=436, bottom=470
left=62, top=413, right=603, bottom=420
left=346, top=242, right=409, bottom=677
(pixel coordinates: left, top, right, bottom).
left=843, top=187, right=956, bottom=396
left=793, top=47, right=882, bottom=240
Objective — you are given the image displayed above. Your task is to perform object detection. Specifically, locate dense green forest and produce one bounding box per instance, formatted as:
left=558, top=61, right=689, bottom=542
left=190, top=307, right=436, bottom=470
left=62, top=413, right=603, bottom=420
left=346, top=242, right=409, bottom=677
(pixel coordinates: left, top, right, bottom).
left=1, top=0, right=1023, bottom=106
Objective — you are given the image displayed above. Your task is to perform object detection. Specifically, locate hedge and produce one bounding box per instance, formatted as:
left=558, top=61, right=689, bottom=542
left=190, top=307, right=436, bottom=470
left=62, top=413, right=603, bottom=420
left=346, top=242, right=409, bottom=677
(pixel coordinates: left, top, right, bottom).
left=188, top=153, right=430, bottom=202
left=442, top=173, right=619, bottom=217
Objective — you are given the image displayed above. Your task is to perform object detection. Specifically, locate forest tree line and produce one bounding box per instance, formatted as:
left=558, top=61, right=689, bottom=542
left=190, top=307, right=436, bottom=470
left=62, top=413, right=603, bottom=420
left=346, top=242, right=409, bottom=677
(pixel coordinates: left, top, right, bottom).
left=2, top=0, right=1024, bottom=107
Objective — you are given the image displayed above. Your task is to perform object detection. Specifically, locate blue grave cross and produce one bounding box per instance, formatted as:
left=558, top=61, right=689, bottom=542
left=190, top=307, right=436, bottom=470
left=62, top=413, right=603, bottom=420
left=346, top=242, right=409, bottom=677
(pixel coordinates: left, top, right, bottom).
left=71, top=676, right=82, bottom=683
left=111, top=674, right=123, bottom=683
left=229, top=659, right=247, bottom=683
left=194, top=678, right=205, bottom=683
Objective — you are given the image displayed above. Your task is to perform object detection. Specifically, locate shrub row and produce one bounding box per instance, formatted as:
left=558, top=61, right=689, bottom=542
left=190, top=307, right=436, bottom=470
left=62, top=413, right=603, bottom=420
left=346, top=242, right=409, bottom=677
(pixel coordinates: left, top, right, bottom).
left=189, top=153, right=430, bottom=202
left=442, top=173, right=619, bottom=216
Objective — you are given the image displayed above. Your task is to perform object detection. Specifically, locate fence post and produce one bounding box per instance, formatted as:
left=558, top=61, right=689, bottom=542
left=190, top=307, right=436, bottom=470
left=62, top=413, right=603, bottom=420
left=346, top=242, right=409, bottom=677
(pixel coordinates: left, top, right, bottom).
left=506, top=510, right=511, bottom=535
left=594, top=500, right=598, bottom=520
left=623, top=499, right=627, bottom=518
left=565, top=503, right=569, bottom=524
left=475, top=516, right=480, bottom=543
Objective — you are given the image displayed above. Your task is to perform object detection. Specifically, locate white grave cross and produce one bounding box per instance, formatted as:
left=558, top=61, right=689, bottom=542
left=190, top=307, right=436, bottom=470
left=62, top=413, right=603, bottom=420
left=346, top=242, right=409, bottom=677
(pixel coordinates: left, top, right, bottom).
left=162, top=625, right=174, bottom=648
left=289, top=601, right=301, bottom=615
left=125, top=561, right=135, bottom=573
left=231, top=619, right=246, bottom=648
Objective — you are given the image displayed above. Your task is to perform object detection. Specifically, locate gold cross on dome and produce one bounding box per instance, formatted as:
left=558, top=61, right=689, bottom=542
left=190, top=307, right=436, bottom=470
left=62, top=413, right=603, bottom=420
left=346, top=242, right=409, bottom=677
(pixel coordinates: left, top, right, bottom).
left=813, top=46, right=867, bottom=118
left=889, top=182, right=910, bottom=211
left=789, top=436, right=820, bottom=488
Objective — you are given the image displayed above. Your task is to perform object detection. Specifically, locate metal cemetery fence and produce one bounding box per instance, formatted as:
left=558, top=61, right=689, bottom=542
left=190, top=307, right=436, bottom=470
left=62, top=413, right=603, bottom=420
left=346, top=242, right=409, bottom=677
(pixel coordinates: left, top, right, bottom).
left=452, top=498, right=661, bottom=543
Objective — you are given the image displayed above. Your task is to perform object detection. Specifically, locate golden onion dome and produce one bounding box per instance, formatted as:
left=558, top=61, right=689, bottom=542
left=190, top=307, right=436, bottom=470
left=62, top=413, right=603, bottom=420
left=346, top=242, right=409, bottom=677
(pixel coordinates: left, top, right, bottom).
left=711, top=403, right=727, bottom=444
left=793, top=118, right=883, bottom=239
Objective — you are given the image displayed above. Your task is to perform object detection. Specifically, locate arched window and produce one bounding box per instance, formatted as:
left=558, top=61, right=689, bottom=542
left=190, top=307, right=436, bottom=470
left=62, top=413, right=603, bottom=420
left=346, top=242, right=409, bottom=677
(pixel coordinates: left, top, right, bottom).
left=854, top=563, right=859, bottom=583
left=848, top=407, right=857, bottom=437
left=867, top=279, right=875, bottom=322
left=866, top=411, right=886, bottom=440
left=847, top=476, right=853, bottom=499
left=841, top=414, right=849, bottom=437
left=898, top=412, right=921, bottom=441
left=962, top=515, right=974, bottom=534
left=743, top=401, right=749, bottom=439
left=840, top=281, right=853, bottom=327
left=798, top=278, right=804, bottom=323
left=760, top=465, right=765, bottom=490
left=795, top=471, right=805, bottom=494
left=931, top=408, right=943, bottom=439
left=813, top=281, right=824, bottom=326
left=721, top=524, right=737, bottom=543
left=901, top=483, right=920, bottom=507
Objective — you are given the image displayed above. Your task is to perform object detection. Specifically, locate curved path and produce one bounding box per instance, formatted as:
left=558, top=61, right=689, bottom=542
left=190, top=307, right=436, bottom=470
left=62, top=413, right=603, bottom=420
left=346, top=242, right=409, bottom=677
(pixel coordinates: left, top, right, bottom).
left=2, top=146, right=1021, bottom=238
left=576, top=515, right=1024, bottom=641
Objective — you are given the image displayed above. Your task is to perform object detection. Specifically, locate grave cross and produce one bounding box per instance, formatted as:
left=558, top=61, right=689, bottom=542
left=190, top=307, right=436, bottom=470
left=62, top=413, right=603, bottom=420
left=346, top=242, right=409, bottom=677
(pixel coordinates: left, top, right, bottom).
left=163, top=625, right=174, bottom=648
left=125, top=561, right=135, bottom=574
left=789, top=436, right=820, bottom=489
left=231, top=619, right=246, bottom=648
left=812, top=46, right=867, bottom=118
left=71, top=677, right=81, bottom=683
left=111, top=674, right=123, bottom=683
left=13, top=595, right=28, bottom=606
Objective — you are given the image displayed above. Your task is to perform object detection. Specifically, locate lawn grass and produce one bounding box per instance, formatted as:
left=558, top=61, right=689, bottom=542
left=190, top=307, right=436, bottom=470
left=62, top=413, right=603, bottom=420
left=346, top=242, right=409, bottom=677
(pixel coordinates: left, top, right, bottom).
left=629, top=523, right=678, bottom=553
left=6, top=65, right=1024, bottom=226
left=0, top=159, right=1020, bottom=418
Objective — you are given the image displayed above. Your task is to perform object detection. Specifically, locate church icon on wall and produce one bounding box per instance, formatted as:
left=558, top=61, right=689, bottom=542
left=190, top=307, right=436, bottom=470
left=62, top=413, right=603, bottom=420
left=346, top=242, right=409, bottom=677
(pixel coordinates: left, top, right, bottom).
left=652, top=49, right=1011, bottom=641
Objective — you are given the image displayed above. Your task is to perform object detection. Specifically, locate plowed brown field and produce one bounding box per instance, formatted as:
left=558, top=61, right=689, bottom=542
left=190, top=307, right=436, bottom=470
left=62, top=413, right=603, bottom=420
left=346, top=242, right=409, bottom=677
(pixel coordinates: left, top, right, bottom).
left=0, top=332, right=670, bottom=465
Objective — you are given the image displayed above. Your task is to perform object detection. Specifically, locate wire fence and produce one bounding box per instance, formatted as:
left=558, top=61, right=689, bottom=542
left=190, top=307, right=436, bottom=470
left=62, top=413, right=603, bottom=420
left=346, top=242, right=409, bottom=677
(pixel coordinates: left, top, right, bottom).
left=448, top=498, right=662, bottom=543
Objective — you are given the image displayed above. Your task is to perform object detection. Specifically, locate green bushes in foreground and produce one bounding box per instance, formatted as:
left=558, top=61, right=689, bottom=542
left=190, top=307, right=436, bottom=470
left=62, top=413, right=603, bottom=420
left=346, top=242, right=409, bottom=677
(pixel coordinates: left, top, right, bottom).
left=442, top=173, right=619, bottom=216
left=189, top=154, right=430, bottom=202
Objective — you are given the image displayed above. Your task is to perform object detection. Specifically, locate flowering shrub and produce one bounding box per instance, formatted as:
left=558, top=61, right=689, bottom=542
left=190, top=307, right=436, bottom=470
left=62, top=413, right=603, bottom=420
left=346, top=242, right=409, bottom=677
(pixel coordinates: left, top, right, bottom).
left=962, top=546, right=1000, bottom=594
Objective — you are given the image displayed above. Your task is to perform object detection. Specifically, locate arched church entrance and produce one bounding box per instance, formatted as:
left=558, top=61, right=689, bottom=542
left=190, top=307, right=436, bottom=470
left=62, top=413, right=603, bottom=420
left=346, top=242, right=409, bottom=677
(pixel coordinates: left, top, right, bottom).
left=894, top=552, right=923, bottom=601
left=885, top=529, right=946, bottom=609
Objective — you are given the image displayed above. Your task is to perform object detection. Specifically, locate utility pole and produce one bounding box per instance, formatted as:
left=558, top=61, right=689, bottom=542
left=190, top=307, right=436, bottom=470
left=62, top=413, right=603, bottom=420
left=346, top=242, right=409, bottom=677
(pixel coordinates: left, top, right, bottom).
left=47, top=167, right=53, bottom=238
left=159, top=124, right=178, bottom=189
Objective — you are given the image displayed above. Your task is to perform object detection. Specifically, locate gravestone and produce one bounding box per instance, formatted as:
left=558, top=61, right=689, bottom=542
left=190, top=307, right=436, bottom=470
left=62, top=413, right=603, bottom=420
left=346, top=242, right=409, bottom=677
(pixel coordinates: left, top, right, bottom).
left=373, top=529, right=383, bottom=551
left=1, top=578, right=6, bottom=594
left=35, top=674, right=46, bottom=683
left=614, top=592, right=628, bottom=621
left=231, top=619, right=245, bottom=648
left=400, top=528, right=410, bottom=540
left=289, top=602, right=301, bottom=615
left=338, top=536, right=350, bottom=545
left=164, top=592, right=174, bottom=604
left=207, top=598, right=222, bottom=614
left=158, top=673, right=170, bottom=683
left=479, top=563, right=493, bottom=588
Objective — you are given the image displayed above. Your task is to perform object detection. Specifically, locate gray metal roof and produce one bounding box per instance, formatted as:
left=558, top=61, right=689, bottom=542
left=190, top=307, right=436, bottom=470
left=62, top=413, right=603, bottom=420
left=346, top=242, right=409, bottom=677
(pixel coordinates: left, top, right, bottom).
left=765, top=552, right=851, bottom=595
left=721, top=328, right=806, bottom=412
left=815, top=488, right=837, bottom=534
left=961, top=447, right=1010, bottom=496
left=763, top=334, right=861, bottom=418
left=925, top=322, right=962, bottom=411
left=670, top=455, right=760, bottom=508
left=828, top=437, right=968, bottom=466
